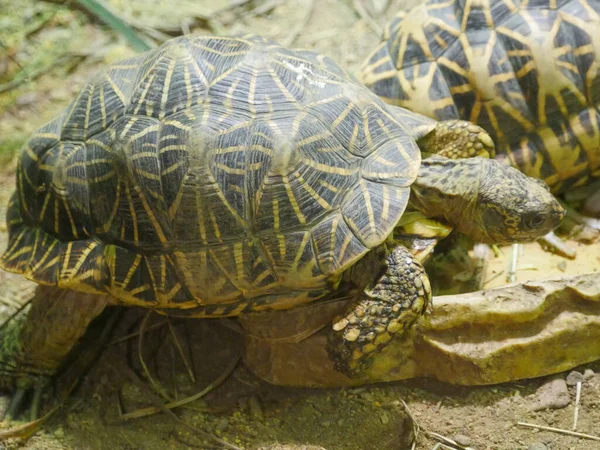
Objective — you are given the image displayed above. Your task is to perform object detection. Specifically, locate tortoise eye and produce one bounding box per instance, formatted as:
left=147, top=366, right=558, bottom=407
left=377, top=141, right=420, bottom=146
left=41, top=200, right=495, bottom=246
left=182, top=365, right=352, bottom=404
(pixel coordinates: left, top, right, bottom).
left=525, top=213, right=545, bottom=228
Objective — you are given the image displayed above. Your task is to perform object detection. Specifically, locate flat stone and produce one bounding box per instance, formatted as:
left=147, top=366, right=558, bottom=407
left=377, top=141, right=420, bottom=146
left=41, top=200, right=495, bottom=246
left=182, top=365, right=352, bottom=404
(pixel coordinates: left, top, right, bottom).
left=532, top=375, right=570, bottom=411
left=453, top=434, right=471, bottom=447
left=527, top=443, right=548, bottom=450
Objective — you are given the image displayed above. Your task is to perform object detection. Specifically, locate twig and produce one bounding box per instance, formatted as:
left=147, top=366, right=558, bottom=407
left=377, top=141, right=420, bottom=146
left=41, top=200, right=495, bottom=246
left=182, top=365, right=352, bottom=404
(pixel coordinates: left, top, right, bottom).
left=482, top=270, right=505, bottom=287
left=166, top=317, right=196, bottom=383
left=109, top=319, right=168, bottom=345
left=120, top=356, right=239, bottom=420
left=0, top=53, right=81, bottom=94
left=0, top=406, right=59, bottom=440
left=573, top=381, right=582, bottom=431
left=432, top=444, right=460, bottom=450
left=508, top=243, right=519, bottom=283
left=400, top=400, right=419, bottom=449
left=281, top=0, right=315, bottom=47
left=517, top=422, right=600, bottom=442
left=122, top=365, right=243, bottom=450
left=426, top=431, right=475, bottom=449
left=352, top=0, right=382, bottom=36
left=435, top=398, right=444, bottom=412
left=138, top=311, right=172, bottom=402
left=244, top=0, right=284, bottom=19
left=0, top=297, right=31, bottom=332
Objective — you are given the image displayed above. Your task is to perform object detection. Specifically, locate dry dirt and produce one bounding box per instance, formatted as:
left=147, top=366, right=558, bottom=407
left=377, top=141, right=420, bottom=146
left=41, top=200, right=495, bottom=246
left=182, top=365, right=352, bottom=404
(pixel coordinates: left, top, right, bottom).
left=0, top=1, right=599, bottom=450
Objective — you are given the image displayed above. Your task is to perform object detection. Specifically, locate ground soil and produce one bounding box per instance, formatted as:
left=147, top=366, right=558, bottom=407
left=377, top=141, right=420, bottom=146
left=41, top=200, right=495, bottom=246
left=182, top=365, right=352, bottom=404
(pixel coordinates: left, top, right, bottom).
left=0, top=1, right=599, bottom=449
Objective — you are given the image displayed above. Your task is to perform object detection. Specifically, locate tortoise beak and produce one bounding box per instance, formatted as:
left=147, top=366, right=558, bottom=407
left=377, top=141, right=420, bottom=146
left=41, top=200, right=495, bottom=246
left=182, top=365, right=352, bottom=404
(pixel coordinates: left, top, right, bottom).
left=553, top=202, right=566, bottom=226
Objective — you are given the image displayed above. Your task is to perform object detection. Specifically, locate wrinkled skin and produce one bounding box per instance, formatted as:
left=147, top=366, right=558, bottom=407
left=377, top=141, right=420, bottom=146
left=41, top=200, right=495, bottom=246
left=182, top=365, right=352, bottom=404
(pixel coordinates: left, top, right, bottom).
left=411, top=157, right=565, bottom=244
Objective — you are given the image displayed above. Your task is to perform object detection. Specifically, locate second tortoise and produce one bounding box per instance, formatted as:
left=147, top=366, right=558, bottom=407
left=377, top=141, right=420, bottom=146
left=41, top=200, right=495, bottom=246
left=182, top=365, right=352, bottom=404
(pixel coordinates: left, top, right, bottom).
left=361, top=0, right=600, bottom=203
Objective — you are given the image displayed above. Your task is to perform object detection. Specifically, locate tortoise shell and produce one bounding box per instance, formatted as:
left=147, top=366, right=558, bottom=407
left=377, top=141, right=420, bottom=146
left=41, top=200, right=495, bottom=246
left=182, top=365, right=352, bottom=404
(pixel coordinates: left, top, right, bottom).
left=1, top=35, right=421, bottom=317
left=361, top=0, right=600, bottom=193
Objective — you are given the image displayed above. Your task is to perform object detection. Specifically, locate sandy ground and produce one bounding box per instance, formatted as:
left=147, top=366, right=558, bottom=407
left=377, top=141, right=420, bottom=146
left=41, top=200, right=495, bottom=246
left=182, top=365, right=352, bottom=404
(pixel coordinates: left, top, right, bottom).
left=0, top=1, right=599, bottom=449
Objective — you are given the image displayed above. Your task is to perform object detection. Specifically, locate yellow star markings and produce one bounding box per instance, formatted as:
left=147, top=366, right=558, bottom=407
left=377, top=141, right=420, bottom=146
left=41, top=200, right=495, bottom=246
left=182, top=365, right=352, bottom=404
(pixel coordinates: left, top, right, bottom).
left=387, top=1, right=458, bottom=64
left=438, top=32, right=534, bottom=140
left=498, top=13, right=586, bottom=125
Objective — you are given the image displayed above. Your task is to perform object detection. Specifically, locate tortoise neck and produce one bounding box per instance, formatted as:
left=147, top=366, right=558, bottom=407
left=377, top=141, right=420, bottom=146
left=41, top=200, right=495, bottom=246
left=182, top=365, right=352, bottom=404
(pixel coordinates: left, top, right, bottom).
left=408, top=156, right=482, bottom=230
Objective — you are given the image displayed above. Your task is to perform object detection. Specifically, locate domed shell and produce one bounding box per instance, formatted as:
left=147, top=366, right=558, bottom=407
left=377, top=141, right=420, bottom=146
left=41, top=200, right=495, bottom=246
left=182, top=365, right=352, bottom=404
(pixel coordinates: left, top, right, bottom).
left=1, top=35, right=421, bottom=315
left=361, top=0, right=600, bottom=193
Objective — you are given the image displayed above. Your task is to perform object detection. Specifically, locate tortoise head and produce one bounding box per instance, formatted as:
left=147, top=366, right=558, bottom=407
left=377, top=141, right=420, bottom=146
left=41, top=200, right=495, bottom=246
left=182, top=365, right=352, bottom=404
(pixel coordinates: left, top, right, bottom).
left=461, top=159, right=565, bottom=244
left=411, top=157, right=564, bottom=245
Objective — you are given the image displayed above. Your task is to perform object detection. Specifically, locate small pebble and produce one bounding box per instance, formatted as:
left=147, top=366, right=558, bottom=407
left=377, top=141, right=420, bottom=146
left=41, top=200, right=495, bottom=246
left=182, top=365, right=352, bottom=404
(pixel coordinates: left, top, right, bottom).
left=532, top=375, right=570, bottom=411
left=215, top=417, right=229, bottom=432
left=54, top=427, right=65, bottom=439
left=15, top=92, right=38, bottom=108
left=583, top=368, right=595, bottom=380
left=380, top=412, right=389, bottom=425
left=453, top=434, right=471, bottom=447
left=566, top=370, right=584, bottom=386
left=527, top=443, right=548, bottom=450
left=557, top=260, right=567, bottom=272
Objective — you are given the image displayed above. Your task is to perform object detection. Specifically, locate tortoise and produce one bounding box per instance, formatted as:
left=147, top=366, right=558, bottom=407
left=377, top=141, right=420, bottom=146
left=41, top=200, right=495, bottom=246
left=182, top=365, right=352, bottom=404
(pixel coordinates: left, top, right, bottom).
left=360, top=0, right=600, bottom=212
left=0, top=34, right=563, bottom=418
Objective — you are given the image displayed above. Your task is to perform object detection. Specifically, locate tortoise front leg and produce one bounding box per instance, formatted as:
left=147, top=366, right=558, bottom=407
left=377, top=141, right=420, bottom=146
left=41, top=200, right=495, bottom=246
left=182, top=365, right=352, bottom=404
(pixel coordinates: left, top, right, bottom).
left=418, top=120, right=495, bottom=159
left=327, top=245, right=431, bottom=377
left=0, top=286, right=109, bottom=420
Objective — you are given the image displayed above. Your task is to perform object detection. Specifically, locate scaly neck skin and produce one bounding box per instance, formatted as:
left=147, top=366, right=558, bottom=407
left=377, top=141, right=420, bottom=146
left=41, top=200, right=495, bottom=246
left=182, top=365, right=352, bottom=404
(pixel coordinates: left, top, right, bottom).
left=408, top=157, right=483, bottom=233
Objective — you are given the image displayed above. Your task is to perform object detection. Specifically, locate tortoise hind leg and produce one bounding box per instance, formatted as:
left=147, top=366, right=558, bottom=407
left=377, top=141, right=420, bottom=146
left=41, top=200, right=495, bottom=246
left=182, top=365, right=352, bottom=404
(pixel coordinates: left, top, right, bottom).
left=327, top=245, right=431, bottom=377
left=0, top=286, right=109, bottom=420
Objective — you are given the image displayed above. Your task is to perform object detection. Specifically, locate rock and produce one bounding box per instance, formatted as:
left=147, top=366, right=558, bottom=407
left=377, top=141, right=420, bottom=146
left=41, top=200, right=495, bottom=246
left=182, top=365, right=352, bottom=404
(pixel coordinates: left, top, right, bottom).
left=453, top=434, right=471, bottom=447
left=532, top=375, right=570, bottom=411
left=527, top=443, right=548, bottom=450
left=583, top=369, right=595, bottom=381
left=15, top=92, right=38, bottom=108
left=54, top=427, right=65, bottom=439
left=566, top=370, right=584, bottom=386
left=215, top=417, right=229, bottom=432
left=380, top=412, right=389, bottom=425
